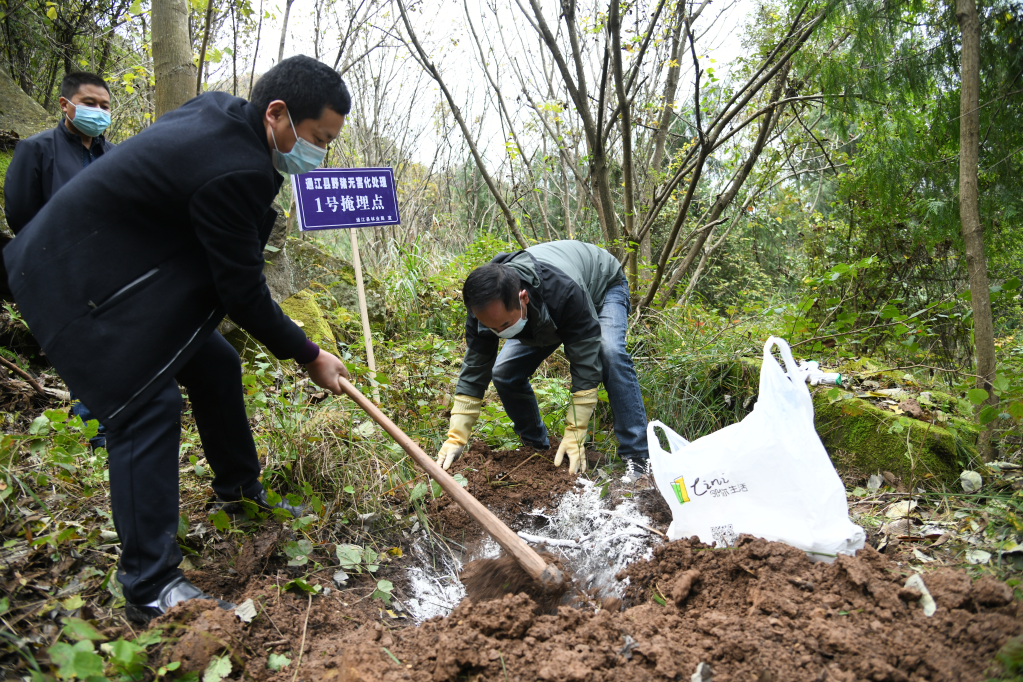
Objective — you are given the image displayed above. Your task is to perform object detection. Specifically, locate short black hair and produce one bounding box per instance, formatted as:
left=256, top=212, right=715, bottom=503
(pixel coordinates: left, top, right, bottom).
left=463, top=263, right=521, bottom=313
left=61, top=72, right=110, bottom=100
left=251, top=55, right=351, bottom=123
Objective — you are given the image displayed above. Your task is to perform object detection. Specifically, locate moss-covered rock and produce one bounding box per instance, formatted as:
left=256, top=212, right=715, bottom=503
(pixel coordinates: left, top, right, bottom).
left=225, top=288, right=337, bottom=366
left=278, top=289, right=336, bottom=349
left=0, top=68, right=54, bottom=140
left=813, top=392, right=977, bottom=485
left=288, top=240, right=386, bottom=327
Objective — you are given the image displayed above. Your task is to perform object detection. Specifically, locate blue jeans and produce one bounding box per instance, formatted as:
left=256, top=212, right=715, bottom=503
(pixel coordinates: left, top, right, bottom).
left=70, top=393, right=107, bottom=450
left=491, top=279, right=648, bottom=459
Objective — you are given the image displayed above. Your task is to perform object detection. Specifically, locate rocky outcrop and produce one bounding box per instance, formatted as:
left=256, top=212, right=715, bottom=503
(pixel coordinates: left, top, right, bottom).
left=0, top=68, right=54, bottom=140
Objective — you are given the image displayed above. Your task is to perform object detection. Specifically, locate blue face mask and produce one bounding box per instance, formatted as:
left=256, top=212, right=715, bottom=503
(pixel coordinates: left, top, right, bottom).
left=270, top=109, right=327, bottom=175
left=492, top=297, right=527, bottom=339
left=66, top=101, right=111, bottom=138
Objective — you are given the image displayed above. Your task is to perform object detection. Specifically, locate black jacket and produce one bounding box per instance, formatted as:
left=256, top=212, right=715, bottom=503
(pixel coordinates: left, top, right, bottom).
left=3, top=120, right=115, bottom=233
left=3, top=92, right=307, bottom=427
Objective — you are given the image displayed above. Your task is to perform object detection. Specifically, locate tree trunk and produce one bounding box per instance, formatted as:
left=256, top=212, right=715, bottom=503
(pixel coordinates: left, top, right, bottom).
left=152, top=0, right=197, bottom=117
left=956, top=0, right=998, bottom=461
left=248, top=0, right=263, bottom=95
left=231, top=1, right=237, bottom=95
left=277, top=0, right=295, bottom=63
left=609, top=0, right=638, bottom=287
left=195, top=0, right=216, bottom=96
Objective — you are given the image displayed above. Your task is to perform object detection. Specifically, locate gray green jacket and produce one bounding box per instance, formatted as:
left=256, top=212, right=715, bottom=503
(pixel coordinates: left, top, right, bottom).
left=455, top=240, right=624, bottom=398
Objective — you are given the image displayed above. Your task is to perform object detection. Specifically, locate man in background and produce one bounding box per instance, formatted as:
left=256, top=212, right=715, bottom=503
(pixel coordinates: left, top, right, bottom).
left=3, top=71, right=115, bottom=449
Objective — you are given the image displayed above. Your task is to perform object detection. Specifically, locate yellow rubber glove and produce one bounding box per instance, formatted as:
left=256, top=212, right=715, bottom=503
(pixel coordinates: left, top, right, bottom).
left=436, top=395, right=482, bottom=470
left=554, top=388, right=598, bottom=474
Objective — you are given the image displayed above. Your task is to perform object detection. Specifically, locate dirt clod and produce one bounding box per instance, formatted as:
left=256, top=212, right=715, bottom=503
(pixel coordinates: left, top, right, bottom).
left=460, top=551, right=570, bottom=613
left=670, top=568, right=700, bottom=606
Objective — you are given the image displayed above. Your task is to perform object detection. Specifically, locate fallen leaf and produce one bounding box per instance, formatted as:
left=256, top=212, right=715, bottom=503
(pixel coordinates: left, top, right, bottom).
left=234, top=599, right=257, bottom=623
left=884, top=500, right=917, bottom=519
left=912, top=549, right=935, bottom=563
left=960, top=471, right=982, bottom=493
left=904, top=574, right=936, bottom=617
left=966, top=549, right=991, bottom=565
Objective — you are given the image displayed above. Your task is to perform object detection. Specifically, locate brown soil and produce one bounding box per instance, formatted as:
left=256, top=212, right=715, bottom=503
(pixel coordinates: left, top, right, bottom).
left=161, top=531, right=1021, bottom=682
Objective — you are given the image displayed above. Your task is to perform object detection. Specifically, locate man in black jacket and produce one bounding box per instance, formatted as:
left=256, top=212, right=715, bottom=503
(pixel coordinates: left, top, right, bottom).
left=4, top=55, right=351, bottom=623
left=3, top=71, right=116, bottom=448
left=4, top=71, right=116, bottom=234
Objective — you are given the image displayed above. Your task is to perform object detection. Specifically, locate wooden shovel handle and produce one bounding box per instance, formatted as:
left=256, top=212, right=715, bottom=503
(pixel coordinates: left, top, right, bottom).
left=337, top=377, right=564, bottom=591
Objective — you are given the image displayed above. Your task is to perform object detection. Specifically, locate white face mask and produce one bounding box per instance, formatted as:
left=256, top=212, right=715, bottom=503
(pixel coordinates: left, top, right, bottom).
left=492, top=298, right=527, bottom=339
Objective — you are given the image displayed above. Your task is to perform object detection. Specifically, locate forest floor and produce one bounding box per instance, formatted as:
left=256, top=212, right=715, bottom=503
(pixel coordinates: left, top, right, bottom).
left=3, top=425, right=1023, bottom=682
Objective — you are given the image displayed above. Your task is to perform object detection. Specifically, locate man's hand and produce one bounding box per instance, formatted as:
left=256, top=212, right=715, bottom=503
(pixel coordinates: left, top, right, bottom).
left=554, top=388, right=598, bottom=474
left=436, top=395, right=482, bottom=470
left=305, top=350, right=350, bottom=395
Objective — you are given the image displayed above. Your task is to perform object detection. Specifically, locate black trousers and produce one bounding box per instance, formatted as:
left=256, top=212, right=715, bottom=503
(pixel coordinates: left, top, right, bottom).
left=108, top=331, right=262, bottom=603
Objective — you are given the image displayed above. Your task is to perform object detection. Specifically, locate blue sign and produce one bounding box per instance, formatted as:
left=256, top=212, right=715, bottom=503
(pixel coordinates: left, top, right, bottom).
left=291, top=167, right=400, bottom=231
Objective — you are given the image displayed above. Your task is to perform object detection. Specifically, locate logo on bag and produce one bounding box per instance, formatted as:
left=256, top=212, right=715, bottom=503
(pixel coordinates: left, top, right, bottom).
left=671, top=475, right=691, bottom=505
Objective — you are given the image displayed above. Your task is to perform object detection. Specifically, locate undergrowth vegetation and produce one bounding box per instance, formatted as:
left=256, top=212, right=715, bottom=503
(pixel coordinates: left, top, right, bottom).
left=1, top=226, right=1023, bottom=679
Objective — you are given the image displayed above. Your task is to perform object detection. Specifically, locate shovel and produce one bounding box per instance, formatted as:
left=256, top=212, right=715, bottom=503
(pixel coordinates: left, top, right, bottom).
left=337, top=377, right=566, bottom=592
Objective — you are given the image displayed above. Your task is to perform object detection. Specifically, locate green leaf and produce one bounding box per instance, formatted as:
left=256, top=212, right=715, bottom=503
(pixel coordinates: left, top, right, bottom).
left=49, top=640, right=105, bottom=679
left=362, top=547, right=379, bottom=573
left=371, top=579, right=393, bottom=604
left=61, top=596, right=85, bottom=611
left=651, top=593, right=666, bottom=606
left=178, top=514, right=189, bottom=541
left=284, top=539, right=313, bottom=566
left=336, top=544, right=362, bottom=571
left=343, top=485, right=355, bottom=494
left=203, top=654, right=232, bottom=682
left=967, top=388, right=990, bottom=406
left=209, top=510, right=231, bottom=533
left=430, top=480, right=443, bottom=499
left=452, top=473, right=469, bottom=488
left=62, top=617, right=107, bottom=641
left=283, top=577, right=322, bottom=594
left=46, top=6, right=57, bottom=19
left=29, top=415, right=50, bottom=435
left=292, top=514, right=317, bottom=531
left=409, top=481, right=428, bottom=502
left=267, top=653, right=291, bottom=671
left=157, top=661, right=181, bottom=676
left=979, top=405, right=1000, bottom=426
left=1008, top=401, right=1023, bottom=420
left=104, top=638, right=146, bottom=674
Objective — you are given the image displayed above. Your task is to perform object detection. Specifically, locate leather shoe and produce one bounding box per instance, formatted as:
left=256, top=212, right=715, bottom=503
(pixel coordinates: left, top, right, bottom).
left=125, top=575, right=233, bottom=625
left=214, top=488, right=304, bottom=519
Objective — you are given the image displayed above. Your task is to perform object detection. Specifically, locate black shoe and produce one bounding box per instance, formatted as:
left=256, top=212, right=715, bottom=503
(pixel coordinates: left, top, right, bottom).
left=213, top=488, right=304, bottom=519
left=125, top=575, right=234, bottom=625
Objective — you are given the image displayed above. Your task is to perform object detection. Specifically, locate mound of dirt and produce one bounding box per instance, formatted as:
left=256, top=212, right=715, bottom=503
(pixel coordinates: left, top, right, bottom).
left=164, top=535, right=1020, bottom=681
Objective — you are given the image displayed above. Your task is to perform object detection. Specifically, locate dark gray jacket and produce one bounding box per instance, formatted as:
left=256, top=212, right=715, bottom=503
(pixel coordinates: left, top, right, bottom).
left=455, top=240, right=623, bottom=398
left=3, top=120, right=115, bottom=233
